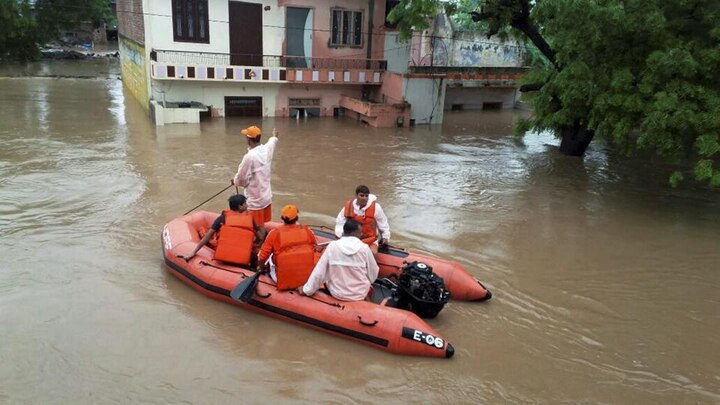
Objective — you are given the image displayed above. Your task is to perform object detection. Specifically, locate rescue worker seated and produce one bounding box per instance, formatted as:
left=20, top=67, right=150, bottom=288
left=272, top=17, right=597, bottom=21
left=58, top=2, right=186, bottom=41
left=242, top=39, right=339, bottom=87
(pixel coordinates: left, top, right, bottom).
left=299, top=219, right=379, bottom=301
left=334, top=185, right=390, bottom=253
left=257, top=204, right=318, bottom=290
left=182, top=194, right=265, bottom=267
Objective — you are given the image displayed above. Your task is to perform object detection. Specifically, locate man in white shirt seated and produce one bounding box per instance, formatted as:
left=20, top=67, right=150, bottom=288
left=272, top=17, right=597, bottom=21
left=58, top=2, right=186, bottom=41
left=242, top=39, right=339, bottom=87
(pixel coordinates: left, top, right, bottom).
left=299, top=220, right=379, bottom=301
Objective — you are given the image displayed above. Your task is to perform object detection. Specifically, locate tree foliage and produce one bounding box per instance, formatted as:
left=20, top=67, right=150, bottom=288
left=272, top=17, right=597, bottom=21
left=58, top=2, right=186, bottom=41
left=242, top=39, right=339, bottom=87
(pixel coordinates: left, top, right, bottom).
left=389, top=0, right=720, bottom=187
left=0, top=0, right=40, bottom=60
left=0, top=0, right=113, bottom=62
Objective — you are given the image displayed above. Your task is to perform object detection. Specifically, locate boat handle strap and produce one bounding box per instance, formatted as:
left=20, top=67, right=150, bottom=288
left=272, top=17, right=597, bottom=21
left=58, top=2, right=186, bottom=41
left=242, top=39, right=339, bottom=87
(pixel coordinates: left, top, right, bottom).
left=357, top=316, right=378, bottom=327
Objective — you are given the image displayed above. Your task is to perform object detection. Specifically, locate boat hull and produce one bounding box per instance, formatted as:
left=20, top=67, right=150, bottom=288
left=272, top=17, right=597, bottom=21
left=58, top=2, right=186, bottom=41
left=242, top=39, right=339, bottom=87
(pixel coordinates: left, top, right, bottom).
left=162, top=212, right=455, bottom=358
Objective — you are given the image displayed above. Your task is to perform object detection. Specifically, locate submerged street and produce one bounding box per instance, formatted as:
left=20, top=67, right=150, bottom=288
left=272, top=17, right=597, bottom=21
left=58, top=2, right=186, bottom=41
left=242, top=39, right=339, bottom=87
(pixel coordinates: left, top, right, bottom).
left=1, top=61, right=719, bottom=403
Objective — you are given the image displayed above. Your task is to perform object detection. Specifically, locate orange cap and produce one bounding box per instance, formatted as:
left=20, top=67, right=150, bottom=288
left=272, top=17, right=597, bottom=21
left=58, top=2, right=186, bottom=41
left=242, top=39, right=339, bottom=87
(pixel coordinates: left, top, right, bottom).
left=281, top=204, right=299, bottom=220
left=241, top=125, right=262, bottom=139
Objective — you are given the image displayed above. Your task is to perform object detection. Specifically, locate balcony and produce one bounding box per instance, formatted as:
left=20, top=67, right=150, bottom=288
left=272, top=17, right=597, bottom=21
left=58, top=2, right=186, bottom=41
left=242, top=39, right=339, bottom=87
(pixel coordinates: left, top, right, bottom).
left=150, top=49, right=386, bottom=85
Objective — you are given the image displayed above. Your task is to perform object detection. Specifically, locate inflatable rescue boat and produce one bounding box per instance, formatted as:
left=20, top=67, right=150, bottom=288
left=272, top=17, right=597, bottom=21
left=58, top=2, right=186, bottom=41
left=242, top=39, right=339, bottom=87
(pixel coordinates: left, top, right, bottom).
left=162, top=211, right=455, bottom=358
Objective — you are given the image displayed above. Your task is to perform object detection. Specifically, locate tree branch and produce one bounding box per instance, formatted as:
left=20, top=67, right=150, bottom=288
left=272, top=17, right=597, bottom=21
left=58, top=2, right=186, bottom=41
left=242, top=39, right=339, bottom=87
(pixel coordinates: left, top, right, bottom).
left=471, top=0, right=559, bottom=70
left=510, top=0, right=558, bottom=69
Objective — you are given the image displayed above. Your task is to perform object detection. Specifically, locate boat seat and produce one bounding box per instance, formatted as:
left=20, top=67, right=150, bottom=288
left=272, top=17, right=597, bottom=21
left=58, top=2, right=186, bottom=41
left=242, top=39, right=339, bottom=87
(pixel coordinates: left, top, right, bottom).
left=370, top=281, right=397, bottom=306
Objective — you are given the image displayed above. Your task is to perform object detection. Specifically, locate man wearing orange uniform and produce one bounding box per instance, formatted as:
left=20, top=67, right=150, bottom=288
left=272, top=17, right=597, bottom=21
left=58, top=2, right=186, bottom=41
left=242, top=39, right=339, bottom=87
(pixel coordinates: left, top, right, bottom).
left=182, top=194, right=265, bottom=266
left=232, top=125, right=279, bottom=225
left=258, top=204, right=318, bottom=290
left=335, top=185, right=391, bottom=253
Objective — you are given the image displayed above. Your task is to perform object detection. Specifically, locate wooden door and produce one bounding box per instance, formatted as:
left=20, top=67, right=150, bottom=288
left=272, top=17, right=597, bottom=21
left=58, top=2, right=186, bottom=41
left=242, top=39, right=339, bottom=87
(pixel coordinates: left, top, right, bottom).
left=228, top=2, right=263, bottom=66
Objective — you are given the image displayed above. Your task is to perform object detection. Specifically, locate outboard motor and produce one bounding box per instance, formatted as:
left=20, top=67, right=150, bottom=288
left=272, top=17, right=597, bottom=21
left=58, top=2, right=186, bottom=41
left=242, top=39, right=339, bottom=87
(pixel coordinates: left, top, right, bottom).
left=394, top=261, right=451, bottom=319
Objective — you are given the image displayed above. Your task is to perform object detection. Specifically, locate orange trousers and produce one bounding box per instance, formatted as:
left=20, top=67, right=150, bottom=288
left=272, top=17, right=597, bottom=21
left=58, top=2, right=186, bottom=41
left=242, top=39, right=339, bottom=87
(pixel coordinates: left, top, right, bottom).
left=250, top=205, right=272, bottom=224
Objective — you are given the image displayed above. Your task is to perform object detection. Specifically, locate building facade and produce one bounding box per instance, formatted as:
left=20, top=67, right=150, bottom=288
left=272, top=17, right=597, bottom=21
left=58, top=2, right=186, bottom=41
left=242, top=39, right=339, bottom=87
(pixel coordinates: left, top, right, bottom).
left=117, top=0, right=527, bottom=126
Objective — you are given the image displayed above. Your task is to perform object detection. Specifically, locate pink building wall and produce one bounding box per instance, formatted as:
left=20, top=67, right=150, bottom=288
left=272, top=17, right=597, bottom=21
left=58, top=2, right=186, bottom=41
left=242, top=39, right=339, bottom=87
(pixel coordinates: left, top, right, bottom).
left=275, top=1, right=389, bottom=120
left=377, top=71, right=404, bottom=104
left=278, top=0, right=386, bottom=60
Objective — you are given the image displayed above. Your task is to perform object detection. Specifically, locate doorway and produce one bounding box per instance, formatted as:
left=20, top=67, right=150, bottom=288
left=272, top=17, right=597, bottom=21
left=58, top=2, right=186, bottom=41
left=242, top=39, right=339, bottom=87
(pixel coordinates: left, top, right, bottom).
left=285, top=7, right=313, bottom=68
left=228, top=2, right=263, bottom=66
left=225, top=96, right=262, bottom=117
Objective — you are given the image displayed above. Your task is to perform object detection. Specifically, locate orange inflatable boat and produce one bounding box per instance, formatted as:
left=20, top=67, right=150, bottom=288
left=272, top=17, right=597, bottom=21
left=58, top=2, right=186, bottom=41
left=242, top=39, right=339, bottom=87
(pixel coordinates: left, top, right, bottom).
left=162, top=211, right=455, bottom=358
left=299, top=226, right=492, bottom=302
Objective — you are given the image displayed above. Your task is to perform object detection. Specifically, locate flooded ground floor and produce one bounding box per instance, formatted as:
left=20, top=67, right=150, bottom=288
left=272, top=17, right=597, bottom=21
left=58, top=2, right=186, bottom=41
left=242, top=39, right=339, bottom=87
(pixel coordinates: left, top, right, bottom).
left=1, top=61, right=719, bottom=403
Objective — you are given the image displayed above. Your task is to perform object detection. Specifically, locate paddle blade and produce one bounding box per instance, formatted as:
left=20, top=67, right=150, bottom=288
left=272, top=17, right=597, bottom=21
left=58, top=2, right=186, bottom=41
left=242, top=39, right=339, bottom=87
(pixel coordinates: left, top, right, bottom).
left=230, top=272, right=260, bottom=302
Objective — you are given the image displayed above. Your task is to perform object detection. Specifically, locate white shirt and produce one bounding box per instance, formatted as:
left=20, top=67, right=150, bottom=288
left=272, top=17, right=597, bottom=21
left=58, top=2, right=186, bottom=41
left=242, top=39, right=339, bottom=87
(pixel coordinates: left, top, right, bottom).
left=302, top=236, right=379, bottom=301
left=334, top=194, right=391, bottom=242
left=233, top=136, right=278, bottom=210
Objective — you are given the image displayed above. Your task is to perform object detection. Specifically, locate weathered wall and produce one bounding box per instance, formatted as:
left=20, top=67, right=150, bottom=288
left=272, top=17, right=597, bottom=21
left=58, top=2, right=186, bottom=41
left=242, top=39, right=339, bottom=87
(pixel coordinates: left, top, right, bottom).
left=383, top=31, right=409, bottom=74
left=431, top=13, right=526, bottom=67
left=409, top=31, right=434, bottom=66
left=405, top=77, right=444, bottom=125
left=449, top=35, right=526, bottom=67
left=117, top=0, right=145, bottom=44
left=119, top=37, right=149, bottom=110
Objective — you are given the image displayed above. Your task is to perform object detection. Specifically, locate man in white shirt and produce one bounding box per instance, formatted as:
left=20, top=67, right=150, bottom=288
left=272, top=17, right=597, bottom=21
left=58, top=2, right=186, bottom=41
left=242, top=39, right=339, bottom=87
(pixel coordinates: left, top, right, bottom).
left=299, top=220, right=379, bottom=301
left=335, top=185, right=391, bottom=252
left=232, top=125, right=278, bottom=224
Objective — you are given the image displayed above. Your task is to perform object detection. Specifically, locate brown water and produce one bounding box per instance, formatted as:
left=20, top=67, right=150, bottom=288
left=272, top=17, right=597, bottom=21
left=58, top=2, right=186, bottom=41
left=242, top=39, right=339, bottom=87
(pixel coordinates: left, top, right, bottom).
left=1, top=61, right=719, bottom=404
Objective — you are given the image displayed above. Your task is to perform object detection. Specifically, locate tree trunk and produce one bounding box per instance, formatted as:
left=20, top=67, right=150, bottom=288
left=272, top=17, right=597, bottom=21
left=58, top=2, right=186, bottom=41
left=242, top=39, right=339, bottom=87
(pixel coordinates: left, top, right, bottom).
left=559, top=123, right=595, bottom=156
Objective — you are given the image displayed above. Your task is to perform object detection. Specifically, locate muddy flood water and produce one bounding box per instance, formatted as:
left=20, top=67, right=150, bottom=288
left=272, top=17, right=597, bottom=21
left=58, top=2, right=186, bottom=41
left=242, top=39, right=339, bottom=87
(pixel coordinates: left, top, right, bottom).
left=1, top=61, right=719, bottom=404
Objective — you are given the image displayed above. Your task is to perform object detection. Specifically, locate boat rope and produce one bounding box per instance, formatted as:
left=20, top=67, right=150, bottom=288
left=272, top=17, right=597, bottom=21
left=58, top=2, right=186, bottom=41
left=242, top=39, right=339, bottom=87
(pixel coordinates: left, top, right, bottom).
left=199, top=261, right=344, bottom=309
left=199, top=260, right=251, bottom=275
left=308, top=224, right=335, bottom=233
left=292, top=290, right=345, bottom=309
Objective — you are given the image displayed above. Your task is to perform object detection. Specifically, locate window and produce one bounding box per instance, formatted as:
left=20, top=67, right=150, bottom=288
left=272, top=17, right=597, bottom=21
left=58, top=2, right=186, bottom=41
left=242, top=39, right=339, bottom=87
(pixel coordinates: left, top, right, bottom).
left=172, top=0, right=209, bottom=43
left=330, top=9, right=362, bottom=47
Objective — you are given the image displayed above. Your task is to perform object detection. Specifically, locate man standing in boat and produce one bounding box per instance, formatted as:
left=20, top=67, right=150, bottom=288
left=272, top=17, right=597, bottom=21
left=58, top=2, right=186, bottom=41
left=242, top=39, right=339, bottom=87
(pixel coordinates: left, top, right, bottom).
left=232, top=125, right=279, bottom=224
left=299, top=220, right=379, bottom=301
left=257, top=204, right=318, bottom=290
left=181, top=194, right=265, bottom=266
left=334, top=185, right=390, bottom=253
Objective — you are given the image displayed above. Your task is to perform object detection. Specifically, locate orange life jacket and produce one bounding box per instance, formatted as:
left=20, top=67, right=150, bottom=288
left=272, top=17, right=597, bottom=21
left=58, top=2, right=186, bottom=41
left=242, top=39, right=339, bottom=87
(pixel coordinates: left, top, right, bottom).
left=213, top=210, right=255, bottom=266
left=274, top=225, right=316, bottom=290
left=344, top=200, right=377, bottom=245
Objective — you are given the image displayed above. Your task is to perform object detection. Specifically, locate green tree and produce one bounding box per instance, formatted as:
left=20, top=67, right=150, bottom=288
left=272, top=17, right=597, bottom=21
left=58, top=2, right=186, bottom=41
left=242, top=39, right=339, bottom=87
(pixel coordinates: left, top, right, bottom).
left=389, top=0, right=720, bottom=187
left=0, top=0, right=41, bottom=60
left=0, top=0, right=113, bottom=62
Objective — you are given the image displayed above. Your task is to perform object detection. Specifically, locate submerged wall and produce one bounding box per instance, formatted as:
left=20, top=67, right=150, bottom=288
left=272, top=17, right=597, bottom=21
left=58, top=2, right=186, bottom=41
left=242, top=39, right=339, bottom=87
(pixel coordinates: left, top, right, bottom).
left=119, top=36, right=149, bottom=110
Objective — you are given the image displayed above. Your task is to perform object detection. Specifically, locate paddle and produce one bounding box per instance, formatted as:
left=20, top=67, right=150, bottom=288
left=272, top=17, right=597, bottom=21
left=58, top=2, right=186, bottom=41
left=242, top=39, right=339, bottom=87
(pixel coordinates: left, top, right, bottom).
left=230, top=270, right=263, bottom=302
